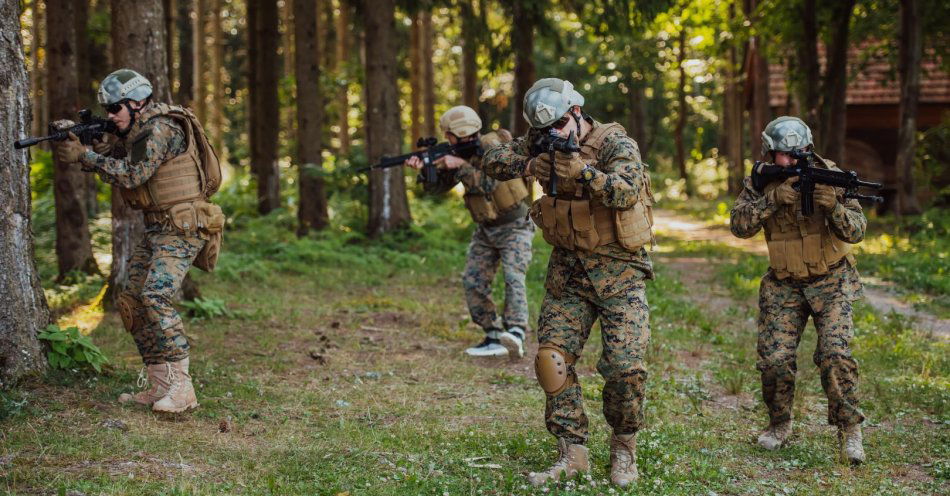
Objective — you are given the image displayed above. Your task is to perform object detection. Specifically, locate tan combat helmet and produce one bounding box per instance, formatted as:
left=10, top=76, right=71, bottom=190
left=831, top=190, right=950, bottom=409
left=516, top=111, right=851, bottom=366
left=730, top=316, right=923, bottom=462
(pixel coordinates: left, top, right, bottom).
left=523, top=78, right=585, bottom=128
left=439, top=106, right=482, bottom=138
left=761, top=116, right=813, bottom=156
left=98, top=69, right=153, bottom=105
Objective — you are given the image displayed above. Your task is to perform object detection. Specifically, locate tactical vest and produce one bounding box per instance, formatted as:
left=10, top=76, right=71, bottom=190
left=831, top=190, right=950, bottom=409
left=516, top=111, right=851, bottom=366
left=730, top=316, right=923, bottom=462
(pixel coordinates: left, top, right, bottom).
left=119, top=103, right=225, bottom=272
left=120, top=103, right=219, bottom=212
left=763, top=179, right=853, bottom=280
left=462, top=129, right=531, bottom=224
left=531, top=122, right=654, bottom=252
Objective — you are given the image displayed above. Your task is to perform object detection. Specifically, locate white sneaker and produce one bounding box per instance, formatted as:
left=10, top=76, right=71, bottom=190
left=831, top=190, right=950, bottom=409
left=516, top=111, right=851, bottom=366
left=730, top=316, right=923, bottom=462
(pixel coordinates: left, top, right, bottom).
left=465, top=332, right=509, bottom=357
left=499, top=327, right=526, bottom=358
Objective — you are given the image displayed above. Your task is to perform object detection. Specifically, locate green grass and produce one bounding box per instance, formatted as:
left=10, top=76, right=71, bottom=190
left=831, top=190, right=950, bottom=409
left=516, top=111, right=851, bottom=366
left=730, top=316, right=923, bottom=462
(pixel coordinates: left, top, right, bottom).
left=2, top=192, right=947, bottom=495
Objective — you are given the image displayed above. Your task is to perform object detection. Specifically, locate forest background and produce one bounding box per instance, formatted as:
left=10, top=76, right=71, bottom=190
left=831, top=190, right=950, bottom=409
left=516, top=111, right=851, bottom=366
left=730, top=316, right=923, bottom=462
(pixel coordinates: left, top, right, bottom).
left=0, top=0, right=948, bottom=494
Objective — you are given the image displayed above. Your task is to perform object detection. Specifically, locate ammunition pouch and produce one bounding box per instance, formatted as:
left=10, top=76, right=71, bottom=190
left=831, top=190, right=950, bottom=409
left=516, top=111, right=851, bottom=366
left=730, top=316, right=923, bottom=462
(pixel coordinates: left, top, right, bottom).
left=463, top=193, right=499, bottom=224
left=530, top=193, right=652, bottom=252
left=193, top=231, right=221, bottom=272
left=764, top=182, right=853, bottom=280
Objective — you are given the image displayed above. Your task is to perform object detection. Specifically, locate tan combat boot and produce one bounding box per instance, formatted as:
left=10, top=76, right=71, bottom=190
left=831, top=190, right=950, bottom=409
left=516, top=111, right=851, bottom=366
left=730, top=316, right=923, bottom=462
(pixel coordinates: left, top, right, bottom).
left=118, top=363, right=172, bottom=406
left=757, top=420, right=792, bottom=450
left=152, top=358, right=199, bottom=413
left=527, top=438, right=589, bottom=486
left=609, top=432, right=639, bottom=487
left=838, top=424, right=865, bottom=465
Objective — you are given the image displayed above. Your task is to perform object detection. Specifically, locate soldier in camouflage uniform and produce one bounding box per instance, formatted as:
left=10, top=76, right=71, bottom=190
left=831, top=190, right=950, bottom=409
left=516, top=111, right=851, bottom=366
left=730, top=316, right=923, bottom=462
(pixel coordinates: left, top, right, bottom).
left=730, top=116, right=867, bottom=464
left=55, top=69, right=223, bottom=414
left=484, top=78, right=656, bottom=487
left=405, top=106, right=534, bottom=358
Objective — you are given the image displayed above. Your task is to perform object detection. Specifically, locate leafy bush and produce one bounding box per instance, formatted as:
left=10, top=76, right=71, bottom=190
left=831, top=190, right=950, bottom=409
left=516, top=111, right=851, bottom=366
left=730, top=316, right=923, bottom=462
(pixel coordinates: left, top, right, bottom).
left=180, top=297, right=235, bottom=320
left=38, top=325, right=109, bottom=373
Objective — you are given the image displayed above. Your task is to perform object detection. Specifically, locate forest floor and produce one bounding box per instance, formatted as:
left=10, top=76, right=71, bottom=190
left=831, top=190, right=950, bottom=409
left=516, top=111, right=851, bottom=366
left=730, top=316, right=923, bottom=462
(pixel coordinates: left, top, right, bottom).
left=1, top=201, right=947, bottom=495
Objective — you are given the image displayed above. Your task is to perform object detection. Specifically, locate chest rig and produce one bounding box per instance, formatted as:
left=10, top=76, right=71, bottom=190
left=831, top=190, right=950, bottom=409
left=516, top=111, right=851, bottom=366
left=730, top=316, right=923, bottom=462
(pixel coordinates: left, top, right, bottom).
left=531, top=122, right=654, bottom=252
left=462, top=129, right=531, bottom=224
left=763, top=181, right=853, bottom=280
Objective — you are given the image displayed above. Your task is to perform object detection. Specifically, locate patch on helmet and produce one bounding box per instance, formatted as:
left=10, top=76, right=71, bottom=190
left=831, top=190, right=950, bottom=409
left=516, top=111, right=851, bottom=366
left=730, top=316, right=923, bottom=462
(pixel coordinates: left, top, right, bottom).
left=780, top=130, right=804, bottom=149
left=534, top=102, right=556, bottom=124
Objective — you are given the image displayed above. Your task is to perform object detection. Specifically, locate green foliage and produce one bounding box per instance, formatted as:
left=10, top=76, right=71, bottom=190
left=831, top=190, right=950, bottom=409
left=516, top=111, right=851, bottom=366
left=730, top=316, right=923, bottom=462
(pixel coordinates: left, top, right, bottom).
left=38, top=325, right=109, bottom=373
left=180, top=297, right=235, bottom=320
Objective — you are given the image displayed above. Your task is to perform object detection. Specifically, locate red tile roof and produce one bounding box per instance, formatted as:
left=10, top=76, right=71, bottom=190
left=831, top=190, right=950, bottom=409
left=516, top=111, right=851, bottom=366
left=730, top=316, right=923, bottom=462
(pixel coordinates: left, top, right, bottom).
left=768, top=44, right=949, bottom=106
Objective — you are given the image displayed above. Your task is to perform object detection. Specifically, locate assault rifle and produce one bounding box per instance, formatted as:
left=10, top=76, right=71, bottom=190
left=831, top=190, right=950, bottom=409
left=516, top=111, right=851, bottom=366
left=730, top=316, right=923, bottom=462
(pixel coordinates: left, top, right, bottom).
left=361, top=137, right=481, bottom=184
left=529, top=129, right=580, bottom=196
left=751, top=150, right=883, bottom=216
left=14, top=109, right=117, bottom=149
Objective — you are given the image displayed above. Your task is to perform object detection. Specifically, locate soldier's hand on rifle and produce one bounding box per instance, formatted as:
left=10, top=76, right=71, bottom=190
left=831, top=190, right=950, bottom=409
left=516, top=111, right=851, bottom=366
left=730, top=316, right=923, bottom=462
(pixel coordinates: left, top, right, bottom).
left=92, top=133, right=116, bottom=156
left=532, top=156, right=553, bottom=184
left=554, top=151, right=585, bottom=182
left=772, top=176, right=800, bottom=206
left=435, top=154, right=466, bottom=170
left=404, top=155, right=424, bottom=170
left=814, top=184, right=838, bottom=211
left=53, top=132, right=87, bottom=164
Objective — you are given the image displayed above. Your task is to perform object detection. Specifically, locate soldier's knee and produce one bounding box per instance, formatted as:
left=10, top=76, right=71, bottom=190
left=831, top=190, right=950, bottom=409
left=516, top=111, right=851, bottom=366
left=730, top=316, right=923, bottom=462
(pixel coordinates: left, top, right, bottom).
left=116, top=292, right=143, bottom=332
left=757, top=353, right=796, bottom=374
left=140, top=291, right=173, bottom=312
left=535, top=344, right=576, bottom=396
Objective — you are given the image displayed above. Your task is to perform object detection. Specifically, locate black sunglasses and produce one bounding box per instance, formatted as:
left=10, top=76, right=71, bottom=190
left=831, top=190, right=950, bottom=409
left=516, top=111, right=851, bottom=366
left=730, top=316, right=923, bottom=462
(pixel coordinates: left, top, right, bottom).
left=543, top=115, right=572, bottom=132
left=103, top=101, right=127, bottom=114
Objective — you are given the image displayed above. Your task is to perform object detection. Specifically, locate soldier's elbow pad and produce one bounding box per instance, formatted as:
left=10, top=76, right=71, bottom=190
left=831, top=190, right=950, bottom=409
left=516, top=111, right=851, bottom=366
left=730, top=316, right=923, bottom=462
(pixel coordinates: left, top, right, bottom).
left=535, top=344, right=575, bottom=396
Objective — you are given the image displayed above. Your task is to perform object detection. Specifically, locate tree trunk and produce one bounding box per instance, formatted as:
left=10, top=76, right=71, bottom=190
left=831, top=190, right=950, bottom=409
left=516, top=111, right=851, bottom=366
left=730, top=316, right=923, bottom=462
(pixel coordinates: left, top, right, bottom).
left=626, top=76, right=648, bottom=158
left=194, top=0, right=206, bottom=120
left=509, top=2, right=535, bottom=136
left=250, top=0, right=280, bottom=214
left=723, top=2, right=744, bottom=196
left=163, top=0, right=175, bottom=86
left=176, top=0, right=194, bottom=106
left=30, top=0, right=46, bottom=139
left=109, top=0, right=171, bottom=304
left=460, top=1, right=479, bottom=110
left=674, top=29, right=692, bottom=197
left=0, top=0, right=50, bottom=386
left=819, top=0, right=856, bottom=165
left=48, top=0, right=98, bottom=279
left=420, top=11, right=436, bottom=138
left=409, top=13, right=422, bottom=144
left=282, top=0, right=293, bottom=78
left=210, top=0, right=223, bottom=153
left=295, top=0, right=328, bottom=235
left=896, top=0, right=922, bottom=214
left=335, top=0, right=350, bottom=154
left=744, top=0, right=772, bottom=162
left=362, top=0, right=410, bottom=236
left=794, top=0, right=820, bottom=132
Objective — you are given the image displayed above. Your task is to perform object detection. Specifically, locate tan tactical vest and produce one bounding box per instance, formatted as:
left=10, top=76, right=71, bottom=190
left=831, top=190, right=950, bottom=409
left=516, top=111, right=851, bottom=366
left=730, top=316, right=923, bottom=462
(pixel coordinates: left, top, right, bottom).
left=120, top=104, right=225, bottom=271
left=462, top=129, right=531, bottom=224
left=120, top=104, right=216, bottom=212
left=763, top=179, right=853, bottom=280
left=531, top=122, right=654, bottom=252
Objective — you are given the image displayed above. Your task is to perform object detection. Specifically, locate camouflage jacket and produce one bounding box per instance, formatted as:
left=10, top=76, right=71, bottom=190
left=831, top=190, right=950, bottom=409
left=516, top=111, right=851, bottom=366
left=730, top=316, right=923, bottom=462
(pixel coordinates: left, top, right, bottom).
left=78, top=102, right=187, bottom=191
left=483, top=119, right=654, bottom=299
left=730, top=170, right=867, bottom=244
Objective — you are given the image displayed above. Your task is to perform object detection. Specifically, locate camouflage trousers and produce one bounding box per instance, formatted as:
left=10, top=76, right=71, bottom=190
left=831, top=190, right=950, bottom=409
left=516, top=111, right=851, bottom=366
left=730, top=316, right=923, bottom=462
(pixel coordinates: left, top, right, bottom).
left=462, top=216, right=534, bottom=332
left=757, top=261, right=865, bottom=427
left=538, top=261, right=651, bottom=445
left=122, top=231, right=205, bottom=365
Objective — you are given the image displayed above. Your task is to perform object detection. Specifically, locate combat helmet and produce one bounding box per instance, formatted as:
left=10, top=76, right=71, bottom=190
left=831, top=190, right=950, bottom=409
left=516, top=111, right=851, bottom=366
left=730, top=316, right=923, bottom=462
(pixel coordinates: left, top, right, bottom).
left=761, top=116, right=813, bottom=156
left=439, top=106, right=482, bottom=137
left=97, top=69, right=153, bottom=105
left=523, top=78, right=585, bottom=129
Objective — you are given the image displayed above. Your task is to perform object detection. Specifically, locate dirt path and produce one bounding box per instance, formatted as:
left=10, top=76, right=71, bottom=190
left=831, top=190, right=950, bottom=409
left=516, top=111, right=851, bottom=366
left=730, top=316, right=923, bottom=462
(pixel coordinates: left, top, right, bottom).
left=653, top=209, right=950, bottom=339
